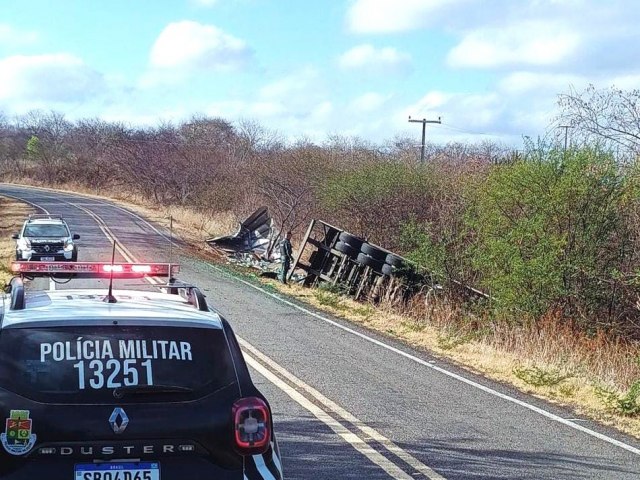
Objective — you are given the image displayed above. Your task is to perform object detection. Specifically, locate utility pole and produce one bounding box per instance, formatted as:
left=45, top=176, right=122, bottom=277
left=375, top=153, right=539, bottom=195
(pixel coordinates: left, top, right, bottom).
left=559, top=125, right=571, bottom=156
left=408, top=116, right=441, bottom=162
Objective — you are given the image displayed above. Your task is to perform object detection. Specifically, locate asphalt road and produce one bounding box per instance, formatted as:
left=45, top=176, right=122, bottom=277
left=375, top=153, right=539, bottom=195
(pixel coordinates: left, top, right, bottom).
left=2, top=183, right=640, bottom=479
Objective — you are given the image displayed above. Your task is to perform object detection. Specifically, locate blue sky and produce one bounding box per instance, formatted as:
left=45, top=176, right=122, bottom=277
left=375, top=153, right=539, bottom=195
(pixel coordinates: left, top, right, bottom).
left=1, top=0, right=638, bottom=146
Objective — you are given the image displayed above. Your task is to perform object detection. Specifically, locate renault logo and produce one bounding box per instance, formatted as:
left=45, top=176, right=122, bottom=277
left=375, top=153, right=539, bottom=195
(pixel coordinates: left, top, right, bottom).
left=44, top=245, right=50, bottom=252
left=109, top=407, right=129, bottom=434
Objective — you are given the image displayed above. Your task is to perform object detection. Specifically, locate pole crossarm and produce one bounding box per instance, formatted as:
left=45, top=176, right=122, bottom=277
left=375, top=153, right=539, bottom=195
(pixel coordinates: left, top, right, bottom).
left=408, top=116, right=442, bottom=162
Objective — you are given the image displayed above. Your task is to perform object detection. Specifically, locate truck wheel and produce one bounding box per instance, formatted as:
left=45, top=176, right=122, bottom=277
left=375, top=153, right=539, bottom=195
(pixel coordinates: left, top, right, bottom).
left=382, top=263, right=394, bottom=276
left=385, top=253, right=405, bottom=268
left=360, top=243, right=387, bottom=261
left=356, top=253, right=384, bottom=271
left=335, top=241, right=358, bottom=258
left=338, top=232, right=364, bottom=250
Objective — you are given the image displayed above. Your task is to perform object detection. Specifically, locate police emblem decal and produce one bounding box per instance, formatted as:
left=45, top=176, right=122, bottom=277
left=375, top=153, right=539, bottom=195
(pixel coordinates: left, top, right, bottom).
left=1, top=410, right=37, bottom=455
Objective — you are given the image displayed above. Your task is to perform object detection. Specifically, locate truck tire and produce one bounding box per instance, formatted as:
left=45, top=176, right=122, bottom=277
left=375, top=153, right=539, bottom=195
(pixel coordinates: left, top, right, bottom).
left=338, top=232, right=364, bottom=250
left=360, top=243, right=387, bottom=261
left=385, top=253, right=405, bottom=268
left=381, top=263, right=394, bottom=276
left=356, top=253, right=384, bottom=271
left=335, top=241, right=358, bottom=258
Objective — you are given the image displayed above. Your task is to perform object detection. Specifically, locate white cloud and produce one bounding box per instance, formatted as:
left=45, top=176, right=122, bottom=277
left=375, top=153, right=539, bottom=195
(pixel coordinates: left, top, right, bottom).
left=259, top=67, right=321, bottom=101
left=448, top=21, right=581, bottom=68
left=0, top=54, right=104, bottom=105
left=347, top=0, right=465, bottom=33
left=190, top=0, right=218, bottom=7
left=0, top=24, right=39, bottom=48
left=339, top=44, right=412, bottom=72
left=608, top=74, right=640, bottom=91
left=349, top=92, right=391, bottom=113
left=203, top=68, right=336, bottom=141
left=150, top=21, right=251, bottom=71
left=498, top=72, right=586, bottom=95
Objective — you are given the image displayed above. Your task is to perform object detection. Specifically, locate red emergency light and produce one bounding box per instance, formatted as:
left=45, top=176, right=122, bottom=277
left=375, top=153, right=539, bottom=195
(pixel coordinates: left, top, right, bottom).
left=10, top=261, right=179, bottom=278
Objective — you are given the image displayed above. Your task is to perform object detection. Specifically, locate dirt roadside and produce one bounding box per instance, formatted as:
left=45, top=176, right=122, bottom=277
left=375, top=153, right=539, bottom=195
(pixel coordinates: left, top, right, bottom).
left=0, top=197, right=34, bottom=285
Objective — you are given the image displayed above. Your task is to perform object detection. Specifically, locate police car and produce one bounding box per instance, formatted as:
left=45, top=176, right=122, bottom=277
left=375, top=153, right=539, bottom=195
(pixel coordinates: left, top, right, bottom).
left=0, top=261, right=283, bottom=480
left=12, top=214, right=80, bottom=262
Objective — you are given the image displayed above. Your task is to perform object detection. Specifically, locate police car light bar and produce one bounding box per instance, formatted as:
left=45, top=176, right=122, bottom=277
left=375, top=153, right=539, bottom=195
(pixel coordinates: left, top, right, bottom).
left=10, top=261, right=180, bottom=278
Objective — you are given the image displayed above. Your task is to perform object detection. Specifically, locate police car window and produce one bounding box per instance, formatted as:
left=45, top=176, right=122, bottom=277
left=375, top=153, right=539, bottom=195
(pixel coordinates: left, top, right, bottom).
left=23, top=224, right=69, bottom=237
left=0, top=326, right=237, bottom=403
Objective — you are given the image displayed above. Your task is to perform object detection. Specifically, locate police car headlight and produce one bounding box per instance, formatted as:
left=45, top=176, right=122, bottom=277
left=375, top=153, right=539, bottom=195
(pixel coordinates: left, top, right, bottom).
left=17, top=238, right=30, bottom=249
left=64, top=240, right=74, bottom=251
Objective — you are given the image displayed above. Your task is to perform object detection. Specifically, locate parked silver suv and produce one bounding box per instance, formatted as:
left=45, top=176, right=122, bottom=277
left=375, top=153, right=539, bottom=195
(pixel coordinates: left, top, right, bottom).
left=12, top=214, right=80, bottom=261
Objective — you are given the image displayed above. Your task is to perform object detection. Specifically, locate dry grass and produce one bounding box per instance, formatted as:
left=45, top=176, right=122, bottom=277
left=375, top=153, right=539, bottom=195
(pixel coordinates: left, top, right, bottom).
left=263, top=282, right=640, bottom=437
left=5, top=181, right=640, bottom=438
left=0, top=197, right=34, bottom=285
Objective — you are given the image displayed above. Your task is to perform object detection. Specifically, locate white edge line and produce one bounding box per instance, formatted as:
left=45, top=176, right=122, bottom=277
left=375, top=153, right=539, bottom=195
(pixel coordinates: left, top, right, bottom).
left=7, top=184, right=640, bottom=456
left=220, top=268, right=640, bottom=457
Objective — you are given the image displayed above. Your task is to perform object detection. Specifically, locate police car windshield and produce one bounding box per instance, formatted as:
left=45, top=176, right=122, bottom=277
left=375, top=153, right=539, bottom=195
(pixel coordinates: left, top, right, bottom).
left=24, top=224, right=69, bottom=237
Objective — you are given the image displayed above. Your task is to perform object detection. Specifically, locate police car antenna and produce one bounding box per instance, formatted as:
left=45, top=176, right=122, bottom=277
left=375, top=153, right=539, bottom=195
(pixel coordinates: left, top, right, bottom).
left=104, top=240, right=117, bottom=304
left=168, top=215, right=174, bottom=284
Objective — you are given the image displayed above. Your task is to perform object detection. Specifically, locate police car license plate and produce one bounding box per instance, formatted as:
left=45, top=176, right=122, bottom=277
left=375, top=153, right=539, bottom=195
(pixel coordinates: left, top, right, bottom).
left=41, top=256, right=55, bottom=261
left=75, top=462, right=160, bottom=480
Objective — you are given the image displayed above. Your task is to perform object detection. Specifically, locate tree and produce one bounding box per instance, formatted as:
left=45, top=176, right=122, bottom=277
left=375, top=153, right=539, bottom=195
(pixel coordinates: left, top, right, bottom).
left=557, top=85, right=640, bottom=160
left=18, top=111, right=72, bottom=183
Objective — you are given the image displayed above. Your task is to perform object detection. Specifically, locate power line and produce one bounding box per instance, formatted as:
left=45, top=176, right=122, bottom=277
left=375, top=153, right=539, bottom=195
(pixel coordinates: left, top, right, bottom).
left=438, top=122, right=497, bottom=138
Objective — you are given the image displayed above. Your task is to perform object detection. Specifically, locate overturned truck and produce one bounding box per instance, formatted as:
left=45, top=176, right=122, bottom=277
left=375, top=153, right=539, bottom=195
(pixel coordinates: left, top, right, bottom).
left=288, top=219, right=432, bottom=303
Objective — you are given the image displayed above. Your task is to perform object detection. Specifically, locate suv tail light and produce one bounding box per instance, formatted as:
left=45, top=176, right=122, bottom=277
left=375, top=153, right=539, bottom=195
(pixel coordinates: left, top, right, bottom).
left=233, top=397, right=271, bottom=455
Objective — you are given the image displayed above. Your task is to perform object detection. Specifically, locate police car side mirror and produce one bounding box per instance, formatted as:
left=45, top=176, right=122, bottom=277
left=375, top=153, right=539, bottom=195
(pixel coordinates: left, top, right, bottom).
left=11, top=233, right=19, bottom=240
left=72, top=234, right=80, bottom=240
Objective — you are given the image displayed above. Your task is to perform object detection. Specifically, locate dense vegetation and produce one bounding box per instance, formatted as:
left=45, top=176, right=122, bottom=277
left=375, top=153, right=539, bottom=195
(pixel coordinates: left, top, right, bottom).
left=1, top=85, right=640, bottom=340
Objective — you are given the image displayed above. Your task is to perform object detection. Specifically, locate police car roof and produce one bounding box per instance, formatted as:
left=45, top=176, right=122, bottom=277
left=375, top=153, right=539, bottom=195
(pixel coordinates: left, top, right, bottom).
left=1, top=289, right=223, bottom=330
left=25, top=218, right=66, bottom=225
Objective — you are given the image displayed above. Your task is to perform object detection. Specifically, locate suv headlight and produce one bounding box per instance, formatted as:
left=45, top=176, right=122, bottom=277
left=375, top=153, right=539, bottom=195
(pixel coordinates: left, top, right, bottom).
left=64, top=239, right=74, bottom=251
left=17, top=238, right=31, bottom=249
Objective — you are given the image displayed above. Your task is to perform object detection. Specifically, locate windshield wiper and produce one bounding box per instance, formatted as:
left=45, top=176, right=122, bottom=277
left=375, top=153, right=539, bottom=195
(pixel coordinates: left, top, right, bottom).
left=112, top=385, right=193, bottom=399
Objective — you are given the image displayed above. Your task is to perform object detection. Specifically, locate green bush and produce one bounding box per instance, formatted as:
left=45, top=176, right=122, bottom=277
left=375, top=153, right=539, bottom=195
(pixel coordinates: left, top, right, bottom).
left=466, top=147, right=635, bottom=326
left=513, top=365, right=572, bottom=387
left=595, top=381, right=640, bottom=416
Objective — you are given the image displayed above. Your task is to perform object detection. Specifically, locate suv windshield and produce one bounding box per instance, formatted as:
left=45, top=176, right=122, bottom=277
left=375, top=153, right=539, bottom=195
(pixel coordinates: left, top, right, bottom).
left=0, top=325, right=237, bottom=403
left=23, top=224, right=69, bottom=237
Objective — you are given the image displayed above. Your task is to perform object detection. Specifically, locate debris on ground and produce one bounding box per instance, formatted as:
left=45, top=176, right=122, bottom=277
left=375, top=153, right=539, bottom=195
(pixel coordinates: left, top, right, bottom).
left=205, top=207, right=305, bottom=283
left=206, top=207, right=275, bottom=257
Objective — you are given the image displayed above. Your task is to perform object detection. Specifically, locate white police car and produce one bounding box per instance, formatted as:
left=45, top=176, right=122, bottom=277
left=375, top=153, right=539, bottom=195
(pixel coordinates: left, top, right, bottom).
left=0, top=261, right=283, bottom=480
left=12, top=215, right=80, bottom=262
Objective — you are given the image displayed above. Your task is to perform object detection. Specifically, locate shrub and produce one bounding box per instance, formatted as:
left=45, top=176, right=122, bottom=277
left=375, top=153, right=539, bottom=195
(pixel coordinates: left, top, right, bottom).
left=467, top=146, right=637, bottom=329
left=318, top=162, right=436, bottom=250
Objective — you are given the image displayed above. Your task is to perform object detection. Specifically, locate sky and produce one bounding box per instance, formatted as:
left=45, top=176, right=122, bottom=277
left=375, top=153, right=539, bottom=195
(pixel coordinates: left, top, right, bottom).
left=0, top=0, right=638, bottom=147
